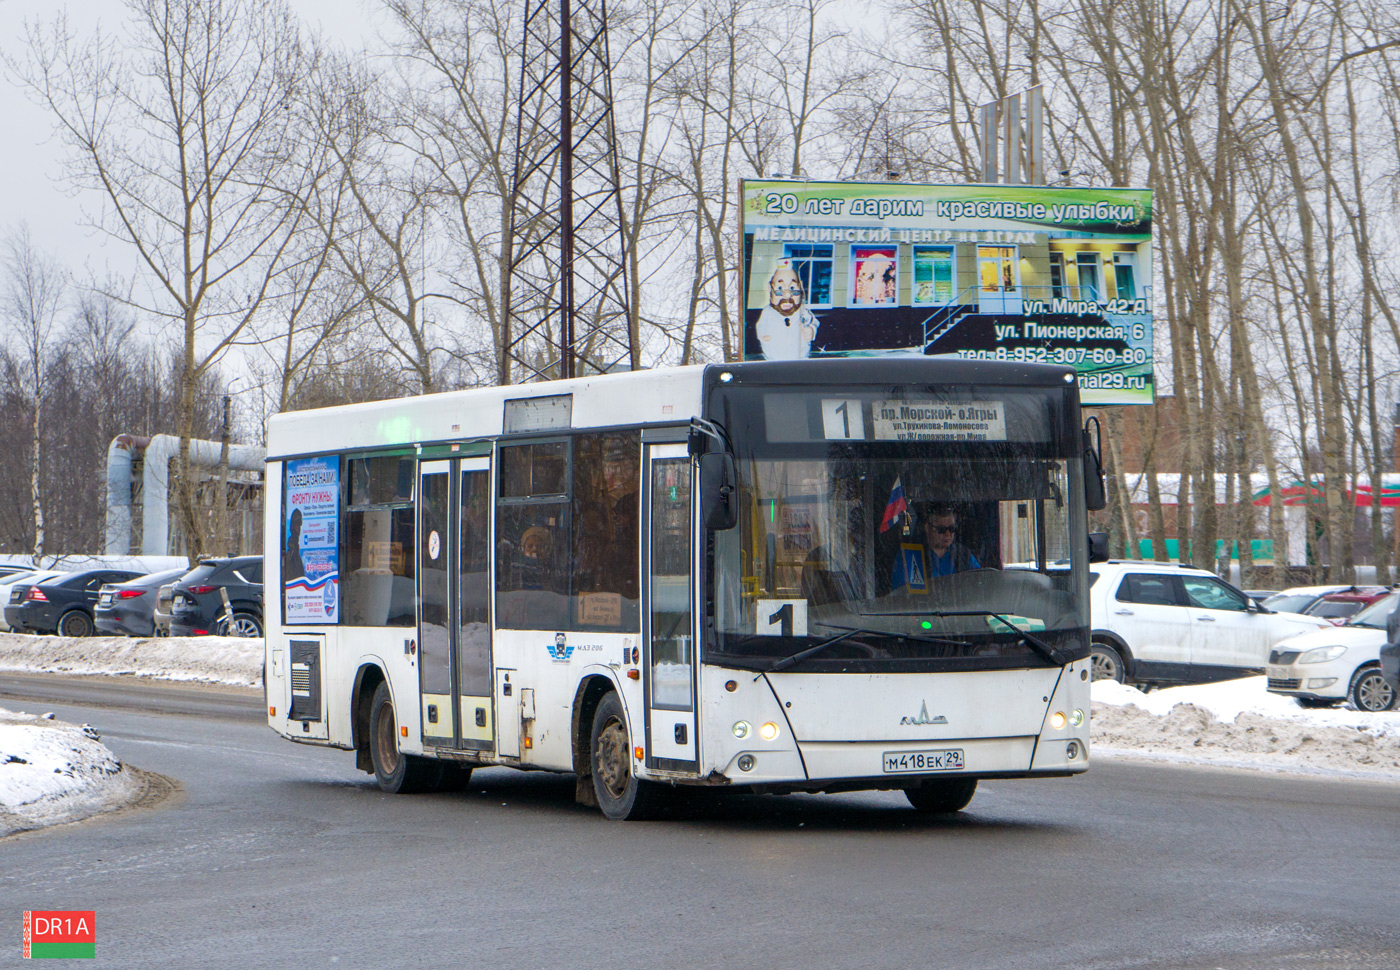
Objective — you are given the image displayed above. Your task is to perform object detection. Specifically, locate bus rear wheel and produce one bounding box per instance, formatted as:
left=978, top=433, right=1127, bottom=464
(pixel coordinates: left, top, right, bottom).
left=589, top=692, right=664, bottom=820
left=905, top=777, right=978, bottom=814
left=369, top=682, right=441, bottom=794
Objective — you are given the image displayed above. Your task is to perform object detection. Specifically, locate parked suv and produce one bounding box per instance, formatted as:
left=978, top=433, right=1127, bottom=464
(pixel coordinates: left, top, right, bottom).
left=1089, top=561, right=1330, bottom=687
left=1267, top=591, right=1399, bottom=711
left=94, top=568, right=190, bottom=637
left=5, top=568, right=144, bottom=637
left=169, top=557, right=263, bottom=637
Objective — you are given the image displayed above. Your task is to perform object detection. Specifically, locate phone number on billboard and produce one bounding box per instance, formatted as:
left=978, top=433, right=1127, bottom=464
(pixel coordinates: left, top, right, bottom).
left=958, top=347, right=1151, bottom=365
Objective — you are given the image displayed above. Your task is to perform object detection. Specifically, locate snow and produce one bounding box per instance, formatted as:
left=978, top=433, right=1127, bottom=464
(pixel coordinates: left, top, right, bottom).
left=0, top=708, right=143, bottom=837
left=1092, top=677, right=1400, bottom=779
left=0, top=631, right=263, bottom=687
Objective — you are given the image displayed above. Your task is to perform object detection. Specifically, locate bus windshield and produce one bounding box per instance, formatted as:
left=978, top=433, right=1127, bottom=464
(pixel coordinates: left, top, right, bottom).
left=709, top=384, right=1089, bottom=672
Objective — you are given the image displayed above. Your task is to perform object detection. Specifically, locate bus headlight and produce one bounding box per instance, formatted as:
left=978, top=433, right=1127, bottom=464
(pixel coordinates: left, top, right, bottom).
left=1069, top=709, right=1084, bottom=727
left=1049, top=711, right=1066, bottom=730
left=732, top=721, right=751, bottom=739
left=759, top=721, right=779, bottom=741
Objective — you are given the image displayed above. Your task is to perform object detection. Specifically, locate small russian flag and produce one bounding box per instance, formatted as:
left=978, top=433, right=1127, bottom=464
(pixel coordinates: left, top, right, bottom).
left=879, top=476, right=908, bottom=533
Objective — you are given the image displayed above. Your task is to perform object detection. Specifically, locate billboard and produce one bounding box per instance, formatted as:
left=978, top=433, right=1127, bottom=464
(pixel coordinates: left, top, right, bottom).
left=740, top=180, right=1154, bottom=405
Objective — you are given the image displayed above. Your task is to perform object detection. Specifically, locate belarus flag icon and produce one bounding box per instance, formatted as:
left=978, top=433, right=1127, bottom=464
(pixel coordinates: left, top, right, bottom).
left=23, top=911, right=95, bottom=959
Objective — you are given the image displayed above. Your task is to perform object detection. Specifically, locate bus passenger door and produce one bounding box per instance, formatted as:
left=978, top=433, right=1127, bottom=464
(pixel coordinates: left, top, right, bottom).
left=643, top=444, right=698, bottom=772
left=418, top=461, right=456, bottom=748
left=418, top=456, right=495, bottom=753
left=456, top=458, right=494, bottom=751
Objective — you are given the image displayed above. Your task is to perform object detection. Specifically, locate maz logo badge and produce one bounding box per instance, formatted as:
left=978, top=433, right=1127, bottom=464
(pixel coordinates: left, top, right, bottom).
left=900, top=701, right=948, bottom=726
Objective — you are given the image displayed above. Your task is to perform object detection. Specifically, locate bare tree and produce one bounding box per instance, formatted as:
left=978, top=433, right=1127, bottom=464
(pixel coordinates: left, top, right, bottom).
left=14, top=0, right=317, bottom=558
left=1, top=225, right=68, bottom=558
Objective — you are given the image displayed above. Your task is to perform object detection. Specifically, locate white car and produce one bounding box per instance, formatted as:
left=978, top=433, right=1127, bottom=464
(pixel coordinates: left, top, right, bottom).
left=1267, top=591, right=1398, bottom=712
left=1090, top=561, right=1331, bottom=687
left=1260, top=585, right=1354, bottom=616
left=0, top=570, right=63, bottom=631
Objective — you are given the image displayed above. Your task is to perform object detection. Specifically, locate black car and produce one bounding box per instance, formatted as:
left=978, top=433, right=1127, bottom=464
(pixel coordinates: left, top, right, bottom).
left=5, top=568, right=145, bottom=637
left=169, top=556, right=263, bottom=637
left=94, top=568, right=191, bottom=637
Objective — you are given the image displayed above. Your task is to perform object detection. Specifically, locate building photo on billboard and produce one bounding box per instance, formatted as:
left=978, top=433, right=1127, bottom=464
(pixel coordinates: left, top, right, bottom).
left=740, top=180, right=1155, bottom=405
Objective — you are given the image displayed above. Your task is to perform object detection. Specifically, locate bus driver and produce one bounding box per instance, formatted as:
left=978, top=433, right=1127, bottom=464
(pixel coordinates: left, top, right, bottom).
left=892, top=503, right=981, bottom=589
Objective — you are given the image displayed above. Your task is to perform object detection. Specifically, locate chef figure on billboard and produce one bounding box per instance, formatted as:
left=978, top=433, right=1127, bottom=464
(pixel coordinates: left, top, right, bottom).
left=755, top=260, right=818, bottom=359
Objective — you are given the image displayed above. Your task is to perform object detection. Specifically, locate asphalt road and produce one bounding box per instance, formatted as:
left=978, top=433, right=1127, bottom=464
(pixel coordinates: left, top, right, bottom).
left=2, top=674, right=1398, bottom=969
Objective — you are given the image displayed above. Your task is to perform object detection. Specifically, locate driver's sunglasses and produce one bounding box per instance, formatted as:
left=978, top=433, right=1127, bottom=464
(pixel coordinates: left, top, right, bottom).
left=930, top=525, right=956, bottom=534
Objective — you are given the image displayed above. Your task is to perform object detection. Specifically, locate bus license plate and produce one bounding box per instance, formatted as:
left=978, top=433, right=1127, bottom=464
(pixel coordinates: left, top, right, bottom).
left=883, top=749, right=964, bottom=773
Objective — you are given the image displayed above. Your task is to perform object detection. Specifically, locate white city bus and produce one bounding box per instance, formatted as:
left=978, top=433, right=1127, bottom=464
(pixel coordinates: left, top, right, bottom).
left=265, top=358, right=1101, bottom=819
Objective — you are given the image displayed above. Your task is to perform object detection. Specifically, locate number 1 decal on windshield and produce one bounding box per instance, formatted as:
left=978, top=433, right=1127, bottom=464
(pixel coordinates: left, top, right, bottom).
left=821, top=399, right=864, bottom=439
left=756, top=599, right=808, bottom=636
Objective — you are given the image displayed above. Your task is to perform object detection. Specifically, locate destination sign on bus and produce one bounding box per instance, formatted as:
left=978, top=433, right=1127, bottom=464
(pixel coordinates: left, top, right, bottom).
left=870, top=399, right=1007, bottom=442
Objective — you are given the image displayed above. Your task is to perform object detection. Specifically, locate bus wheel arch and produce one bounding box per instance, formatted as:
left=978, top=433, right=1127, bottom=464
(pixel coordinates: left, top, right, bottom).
left=352, top=663, right=386, bottom=774
left=570, top=675, right=616, bottom=808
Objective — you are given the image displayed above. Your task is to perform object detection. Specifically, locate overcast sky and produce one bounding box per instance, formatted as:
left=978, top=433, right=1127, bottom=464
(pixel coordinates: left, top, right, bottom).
left=0, top=0, right=378, bottom=278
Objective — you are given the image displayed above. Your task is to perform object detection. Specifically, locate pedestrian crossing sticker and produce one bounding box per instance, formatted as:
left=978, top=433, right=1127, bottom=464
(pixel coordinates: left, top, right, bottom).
left=899, top=544, right=928, bottom=593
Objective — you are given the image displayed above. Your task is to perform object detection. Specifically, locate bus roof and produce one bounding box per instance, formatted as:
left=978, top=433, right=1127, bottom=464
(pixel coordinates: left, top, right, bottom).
left=266, top=365, right=710, bottom=459
left=264, top=358, right=1080, bottom=460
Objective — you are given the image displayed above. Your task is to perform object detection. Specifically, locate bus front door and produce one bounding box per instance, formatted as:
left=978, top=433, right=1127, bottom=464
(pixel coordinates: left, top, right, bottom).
left=643, top=444, right=698, bottom=772
left=417, top=457, right=494, bottom=754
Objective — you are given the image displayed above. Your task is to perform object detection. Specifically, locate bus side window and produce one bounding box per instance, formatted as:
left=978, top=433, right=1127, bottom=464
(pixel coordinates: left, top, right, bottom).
left=571, top=432, right=640, bottom=632
left=496, top=441, right=570, bottom=630
left=342, top=456, right=417, bottom=627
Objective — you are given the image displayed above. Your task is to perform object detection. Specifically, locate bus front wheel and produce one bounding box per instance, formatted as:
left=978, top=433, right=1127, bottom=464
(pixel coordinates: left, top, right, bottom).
left=369, top=682, right=441, bottom=794
left=905, top=777, right=978, bottom=814
left=589, top=692, right=664, bottom=821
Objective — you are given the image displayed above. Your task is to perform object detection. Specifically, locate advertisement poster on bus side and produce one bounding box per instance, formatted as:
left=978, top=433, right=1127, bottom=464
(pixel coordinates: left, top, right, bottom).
left=739, top=180, right=1155, bottom=405
left=284, top=456, right=339, bottom=624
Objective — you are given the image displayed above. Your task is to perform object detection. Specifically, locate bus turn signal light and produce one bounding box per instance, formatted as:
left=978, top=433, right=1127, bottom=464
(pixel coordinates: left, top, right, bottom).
left=634, top=746, right=644, bottom=759
left=269, top=707, right=275, bottom=717
left=400, top=726, right=408, bottom=738
left=627, top=669, right=640, bottom=680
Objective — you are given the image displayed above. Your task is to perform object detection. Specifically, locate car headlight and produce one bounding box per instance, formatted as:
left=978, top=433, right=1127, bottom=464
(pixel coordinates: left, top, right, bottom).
left=1298, top=645, right=1346, bottom=664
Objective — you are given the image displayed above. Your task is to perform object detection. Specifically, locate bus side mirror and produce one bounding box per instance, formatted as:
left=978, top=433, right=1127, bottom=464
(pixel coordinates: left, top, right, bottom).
left=699, top=453, right=738, bottom=531
left=1088, top=532, right=1109, bottom=563
left=1083, top=419, right=1107, bottom=511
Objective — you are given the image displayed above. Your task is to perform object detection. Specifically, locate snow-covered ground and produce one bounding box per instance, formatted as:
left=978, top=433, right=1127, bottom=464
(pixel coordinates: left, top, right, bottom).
left=0, top=707, right=144, bottom=837
left=4, top=630, right=1399, bottom=839
left=1092, top=677, right=1400, bottom=779
left=0, top=630, right=260, bottom=837
left=0, top=631, right=262, bottom=687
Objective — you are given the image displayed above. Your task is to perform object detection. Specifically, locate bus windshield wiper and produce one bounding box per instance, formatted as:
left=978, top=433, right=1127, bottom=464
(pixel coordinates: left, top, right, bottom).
left=757, top=624, right=971, bottom=679
left=857, top=608, right=1069, bottom=666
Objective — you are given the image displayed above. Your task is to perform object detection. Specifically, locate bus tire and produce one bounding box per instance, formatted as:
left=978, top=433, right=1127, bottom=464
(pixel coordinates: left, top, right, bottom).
left=589, top=691, right=663, bottom=821
left=905, top=777, right=978, bottom=814
left=369, top=682, right=440, bottom=794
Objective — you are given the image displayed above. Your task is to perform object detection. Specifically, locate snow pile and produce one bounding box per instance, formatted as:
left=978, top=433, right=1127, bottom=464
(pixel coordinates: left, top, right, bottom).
left=0, top=707, right=143, bottom=836
left=1092, top=677, right=1400, bottom=778
left=0, top=632, right=262, bottom=687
